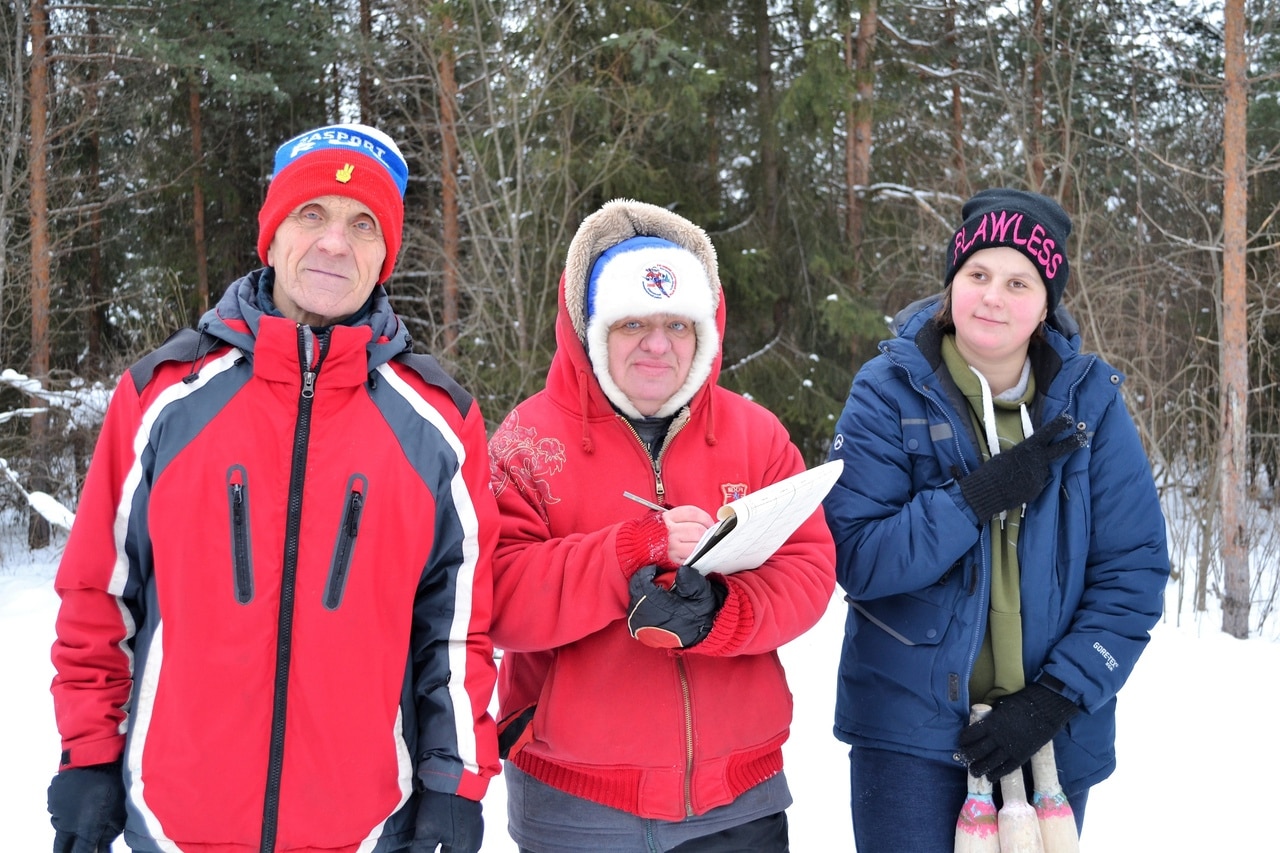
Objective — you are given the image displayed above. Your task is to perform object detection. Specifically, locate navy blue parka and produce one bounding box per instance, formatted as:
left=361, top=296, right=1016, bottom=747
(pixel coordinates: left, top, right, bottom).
left=822, top=295, right=1169, bottom=791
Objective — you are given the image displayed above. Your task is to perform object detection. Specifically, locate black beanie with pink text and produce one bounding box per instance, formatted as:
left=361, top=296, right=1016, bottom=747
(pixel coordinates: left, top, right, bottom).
left=944, top=189, right=1072, bottom=313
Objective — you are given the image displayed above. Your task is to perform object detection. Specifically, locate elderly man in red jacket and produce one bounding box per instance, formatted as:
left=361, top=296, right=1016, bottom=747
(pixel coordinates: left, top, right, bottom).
left=487, top=198, right=837, bottom=853
left=47, top=123, right=500, bottom=853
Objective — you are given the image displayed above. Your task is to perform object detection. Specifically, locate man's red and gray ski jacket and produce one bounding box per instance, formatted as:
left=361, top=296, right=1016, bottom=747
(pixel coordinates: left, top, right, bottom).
left=50, top=270, right=500, bottom=853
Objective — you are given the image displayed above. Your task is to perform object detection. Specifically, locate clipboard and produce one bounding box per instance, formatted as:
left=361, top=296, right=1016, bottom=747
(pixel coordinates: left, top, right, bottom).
left=686, top=459, right=842, bottom=574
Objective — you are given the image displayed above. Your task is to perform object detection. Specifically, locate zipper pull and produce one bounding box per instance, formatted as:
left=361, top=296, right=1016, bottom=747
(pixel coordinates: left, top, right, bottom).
left=297, top=326, right=330, bottom=401
left=347, top=492, right=363, bottom=536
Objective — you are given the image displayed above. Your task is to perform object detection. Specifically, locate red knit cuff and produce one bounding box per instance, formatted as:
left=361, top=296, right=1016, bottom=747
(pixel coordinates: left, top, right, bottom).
left=690, top=579, right=751, bottom=655
left=615, top=512, right=673, bottom=576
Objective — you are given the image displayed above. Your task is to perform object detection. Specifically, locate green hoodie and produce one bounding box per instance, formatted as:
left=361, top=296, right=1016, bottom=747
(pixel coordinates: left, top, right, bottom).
left=941, top=334, right=1036, bottom=704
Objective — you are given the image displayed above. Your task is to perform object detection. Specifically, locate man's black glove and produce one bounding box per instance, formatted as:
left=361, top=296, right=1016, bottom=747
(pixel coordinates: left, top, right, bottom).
left=957, top=412, right=1085, bottom=522
left=411, top=789, right=482, bottom=853
left=627, top=564, right=727, bottom=649
left=48, top=761, right=126, bottom=853
left=958, top=682, right=1080, bottom=781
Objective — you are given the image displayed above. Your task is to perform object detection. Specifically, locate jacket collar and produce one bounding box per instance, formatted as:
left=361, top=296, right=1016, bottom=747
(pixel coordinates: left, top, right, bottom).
left=198, top=268, right=411, bottom=372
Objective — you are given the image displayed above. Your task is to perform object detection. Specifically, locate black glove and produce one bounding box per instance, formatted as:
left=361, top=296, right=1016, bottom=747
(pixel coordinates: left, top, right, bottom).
left=48, top=761, right=126, bottom=853
left=627, top=564, right=727, bottom=649
left=412, top=789, right=483, bottom=853
left=957, top=412, right=1085, bottom=521
left=958, top=682, right=1079, bottom=781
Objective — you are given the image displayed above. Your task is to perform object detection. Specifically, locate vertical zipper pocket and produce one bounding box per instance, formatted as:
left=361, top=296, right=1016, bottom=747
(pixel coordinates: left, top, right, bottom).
left=226, top=465, right=254, bottom=604
left=324, top=474, right=368, bottom=610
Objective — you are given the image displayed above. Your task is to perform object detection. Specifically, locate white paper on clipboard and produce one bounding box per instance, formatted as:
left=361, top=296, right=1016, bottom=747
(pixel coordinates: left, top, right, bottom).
left=686, top=459, right=843, bottom=575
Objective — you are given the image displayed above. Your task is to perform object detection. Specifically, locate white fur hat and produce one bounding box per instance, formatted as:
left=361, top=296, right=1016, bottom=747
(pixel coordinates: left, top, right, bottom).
left=584, top=236, right=719, bottom=418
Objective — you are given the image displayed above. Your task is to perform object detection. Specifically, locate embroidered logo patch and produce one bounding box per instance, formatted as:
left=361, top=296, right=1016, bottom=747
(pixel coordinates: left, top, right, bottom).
left=641, top=264, right=677, bottom=299
left=489, top=411, right=566, bottom=521
left=720, top=482, right=748, bottom=506
left=336, top=163, right=355, bottom=184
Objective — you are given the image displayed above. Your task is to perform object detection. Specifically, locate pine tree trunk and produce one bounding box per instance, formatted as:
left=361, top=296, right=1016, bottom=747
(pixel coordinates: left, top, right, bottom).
left=1028, top=0, right=1046, bottom=189
left=1220, top=0, right=1250, bottom=639
left=27, top=0, right=51, bottom=549
left=846, top=0, right=877, bottom=288
left=947, top=0, right=967, bottom=195
left=359, top=0, right=373, bottom=121
left=753, top=0, right=778, bottom=242
left=86, top=9, right=105, bottom=369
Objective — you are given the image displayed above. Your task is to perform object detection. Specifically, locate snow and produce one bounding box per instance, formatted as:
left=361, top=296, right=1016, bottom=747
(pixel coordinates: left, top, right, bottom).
left=3, top=537, right=1277, bottom=851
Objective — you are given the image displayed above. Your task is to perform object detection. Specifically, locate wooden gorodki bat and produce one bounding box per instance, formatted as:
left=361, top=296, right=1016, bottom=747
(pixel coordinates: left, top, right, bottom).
left=1030, top=741, right=1079, bottom=853
left=955, top=704, right=1000, bottom=853
left=998, top=762, right=1045, bottom=853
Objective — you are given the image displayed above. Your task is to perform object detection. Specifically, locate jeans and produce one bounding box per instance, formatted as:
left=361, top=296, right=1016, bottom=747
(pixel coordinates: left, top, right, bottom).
left=848, top=745, right=1089, bottom=853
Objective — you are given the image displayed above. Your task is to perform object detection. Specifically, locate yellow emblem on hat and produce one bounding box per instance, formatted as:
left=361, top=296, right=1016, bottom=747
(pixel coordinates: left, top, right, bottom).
left=336, top=163, right=355, bottom=183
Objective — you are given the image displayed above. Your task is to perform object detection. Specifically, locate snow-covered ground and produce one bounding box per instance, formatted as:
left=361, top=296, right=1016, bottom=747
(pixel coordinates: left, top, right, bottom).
left=3, top=537, right=1277, bottom=851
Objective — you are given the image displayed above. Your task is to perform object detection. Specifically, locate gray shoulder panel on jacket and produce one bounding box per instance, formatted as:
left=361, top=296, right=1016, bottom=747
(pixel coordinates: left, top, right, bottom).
left=394, top=352, right=474, bottom=418
left=128, top=328, right=215, bottom=391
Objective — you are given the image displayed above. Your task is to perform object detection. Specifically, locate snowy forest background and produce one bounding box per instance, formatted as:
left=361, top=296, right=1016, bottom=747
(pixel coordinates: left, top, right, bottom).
left=1, top=0, right=1279, bottom=639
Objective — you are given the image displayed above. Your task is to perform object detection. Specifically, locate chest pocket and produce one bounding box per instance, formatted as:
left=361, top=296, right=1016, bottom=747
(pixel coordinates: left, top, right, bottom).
left=901, top=416, right=955, bottom=490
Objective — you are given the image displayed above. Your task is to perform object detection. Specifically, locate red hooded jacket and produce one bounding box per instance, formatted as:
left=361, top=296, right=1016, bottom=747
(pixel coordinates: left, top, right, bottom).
left=487, top=200, right=836, bottom=821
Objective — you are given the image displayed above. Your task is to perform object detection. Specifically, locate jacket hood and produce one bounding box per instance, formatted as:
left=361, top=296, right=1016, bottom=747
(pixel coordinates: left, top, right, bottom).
left=199, top=268, right=411, bottom=371
left=549, top=200, right=727, bottom=446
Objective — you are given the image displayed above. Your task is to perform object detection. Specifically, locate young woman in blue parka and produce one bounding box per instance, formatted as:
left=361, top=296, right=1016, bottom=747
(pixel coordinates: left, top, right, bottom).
left=822, top=189, right=1169, bottom=851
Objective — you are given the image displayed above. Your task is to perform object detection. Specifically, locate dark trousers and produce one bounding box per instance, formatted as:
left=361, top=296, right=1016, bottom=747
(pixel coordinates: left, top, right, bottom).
left=848, top=744, right=1088, bottom=853
left=519, top=811, right=788, bottom=853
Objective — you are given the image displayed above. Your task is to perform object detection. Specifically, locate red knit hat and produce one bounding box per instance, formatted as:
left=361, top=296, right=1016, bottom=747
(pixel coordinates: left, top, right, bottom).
left=257, top=124, right=408, bottom=283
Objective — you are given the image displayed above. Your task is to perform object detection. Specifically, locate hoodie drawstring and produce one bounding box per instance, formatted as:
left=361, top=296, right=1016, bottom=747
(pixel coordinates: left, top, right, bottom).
left=183, top=326, right=214, bottom=384
left=702, top=388, right=718, bottom=446
left=577, top=368, right=595, bottom=453
left=969, top=365, right=1033, bottom=527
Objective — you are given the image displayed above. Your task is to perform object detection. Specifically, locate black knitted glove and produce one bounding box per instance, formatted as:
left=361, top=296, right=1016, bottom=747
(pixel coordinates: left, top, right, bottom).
left=957, top=412, right=1085, bottom=521
left=958, top=682, right=1080, bottom=781
left=411, top=789, right=483, bottom=853
left=48, top=761, right=126, bottom=853
left=627, top=565, right=727, bottom=649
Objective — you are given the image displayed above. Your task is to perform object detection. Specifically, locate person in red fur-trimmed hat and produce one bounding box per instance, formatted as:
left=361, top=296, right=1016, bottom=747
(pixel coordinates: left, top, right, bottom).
left=487, top=199, right=836, bottom=852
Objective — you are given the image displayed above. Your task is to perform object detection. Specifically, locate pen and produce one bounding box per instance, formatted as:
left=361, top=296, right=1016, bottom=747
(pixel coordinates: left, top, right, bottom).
left=622, top=491, right=665, bottom=512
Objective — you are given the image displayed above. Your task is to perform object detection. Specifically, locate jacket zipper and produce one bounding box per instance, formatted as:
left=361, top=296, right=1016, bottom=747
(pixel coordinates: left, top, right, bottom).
left=885, top=344, right=990, bottom=717
left=227, top=465, right=253, bottom=604
left=324, top=475, right=367, bottom=610
left=259, top=326, right=328, bottom=853
left=620, top=413, right=688, bottom=505
left=620, top=413, right=698, bottom=814
left=677, top=656, right=696, bottom=817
